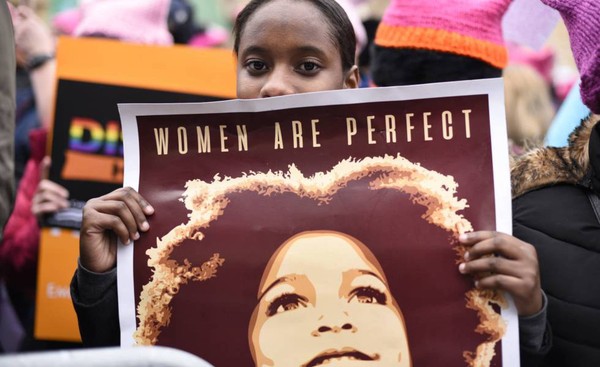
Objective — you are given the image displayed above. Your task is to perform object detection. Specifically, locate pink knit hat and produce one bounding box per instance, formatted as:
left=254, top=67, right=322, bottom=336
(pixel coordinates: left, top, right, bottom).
left=52, top=8, right=82, bottom=35
left=508, top=43, right=555, bottom=84
left=73, top=0, right=173, bottom=46
left=375, top=0, right=512, bottom=69
left=187, top=26, right=228, bottom=48
left=541, top=0, right=600, bottom=114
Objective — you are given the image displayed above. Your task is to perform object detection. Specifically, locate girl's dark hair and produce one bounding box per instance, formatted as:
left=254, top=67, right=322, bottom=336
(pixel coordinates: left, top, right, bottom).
left=233, top=0, right=356, bottom=71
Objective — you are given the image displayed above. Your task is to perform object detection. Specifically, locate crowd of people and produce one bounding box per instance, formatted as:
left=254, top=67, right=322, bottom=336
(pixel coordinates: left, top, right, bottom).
left=0, top=0, right=598, bottom=366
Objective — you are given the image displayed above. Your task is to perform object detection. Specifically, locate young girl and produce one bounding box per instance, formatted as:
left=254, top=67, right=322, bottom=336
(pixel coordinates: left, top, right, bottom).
left=72, top=0, right=547, bottom=363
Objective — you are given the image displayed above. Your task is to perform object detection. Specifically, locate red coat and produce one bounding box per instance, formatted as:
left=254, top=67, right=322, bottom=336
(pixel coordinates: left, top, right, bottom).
left=0, top=129, right=46, bottom=298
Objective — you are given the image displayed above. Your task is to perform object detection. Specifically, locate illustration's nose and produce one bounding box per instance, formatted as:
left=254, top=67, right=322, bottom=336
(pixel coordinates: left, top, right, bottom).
left=318, top=323, right=355, bottom=333
left=259, top=68, right=294, bottom=98
left=312, top=322, right=357, bottom=336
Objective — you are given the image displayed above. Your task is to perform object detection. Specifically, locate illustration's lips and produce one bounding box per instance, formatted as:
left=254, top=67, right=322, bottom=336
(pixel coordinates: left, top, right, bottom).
left=303, top=348, right=380, bottom=367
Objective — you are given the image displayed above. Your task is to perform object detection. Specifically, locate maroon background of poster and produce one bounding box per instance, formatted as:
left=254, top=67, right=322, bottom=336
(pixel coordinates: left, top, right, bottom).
left=133, top=94, right=500, bottom=366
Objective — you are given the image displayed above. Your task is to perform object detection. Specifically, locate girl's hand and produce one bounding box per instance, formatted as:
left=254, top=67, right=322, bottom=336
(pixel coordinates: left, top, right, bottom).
left=80, top=187, right=154, bottom=273
left=458, top=231, right=543, bottom=316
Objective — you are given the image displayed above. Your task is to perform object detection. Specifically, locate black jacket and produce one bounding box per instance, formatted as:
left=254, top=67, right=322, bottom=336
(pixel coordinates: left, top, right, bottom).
left=512, top=114, right=600, bottom=366
left=70, top=264, right=120, bottom=347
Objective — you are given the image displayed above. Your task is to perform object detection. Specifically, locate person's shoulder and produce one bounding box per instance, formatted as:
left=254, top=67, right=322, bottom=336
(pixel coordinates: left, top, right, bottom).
left=511, top=113, right=600, bottom=199
left=513, top=184, right=588, bottom=212
left=513, top=184, right=600, bottom=251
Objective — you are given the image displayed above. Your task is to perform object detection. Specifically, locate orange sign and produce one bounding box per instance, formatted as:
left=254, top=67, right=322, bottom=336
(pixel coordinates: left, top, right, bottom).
left=62, top=151, right=124, bottom=183
left=34, top=228, right=81, bottom=342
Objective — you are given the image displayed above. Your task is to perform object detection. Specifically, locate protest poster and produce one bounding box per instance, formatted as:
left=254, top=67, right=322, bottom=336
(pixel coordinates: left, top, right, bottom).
left=118, top=78, right=517, bottom=366
left=34, top=36, right=236, bottom=341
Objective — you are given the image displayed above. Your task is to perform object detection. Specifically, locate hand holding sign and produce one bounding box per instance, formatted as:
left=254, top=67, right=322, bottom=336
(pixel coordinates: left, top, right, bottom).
left=458, top=231, right=543, bottom=317
left=80, top=187, right=153, bottom=273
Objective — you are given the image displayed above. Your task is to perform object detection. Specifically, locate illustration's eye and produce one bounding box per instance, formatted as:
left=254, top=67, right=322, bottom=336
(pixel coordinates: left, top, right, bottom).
left=266, top=293, right=308, bottom=316
left=349, top=286, right=387, bottom=305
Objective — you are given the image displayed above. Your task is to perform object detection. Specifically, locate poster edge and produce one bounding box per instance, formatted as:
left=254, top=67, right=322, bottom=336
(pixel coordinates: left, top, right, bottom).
left=117, top=106, right=141, bottom=347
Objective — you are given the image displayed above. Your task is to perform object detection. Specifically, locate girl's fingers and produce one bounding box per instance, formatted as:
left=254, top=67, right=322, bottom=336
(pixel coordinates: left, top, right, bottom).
left=102, top=187, right=154, bottom=217
left=82, top=187, right=154, bottom=243
left=461, top=231, right=529, bottom=261
left=473, top=273, right=521, bottom=292
left=87, top=198, right=140, bottom=242
left=105, top=189, right=150, bottom=226
left=458, top=256, right=522, bottom=278
left=459, top=230, right=495, bottom=245
left=86, top=210, right=132, bottom=245
left=473, top=268, right=542, bottom=317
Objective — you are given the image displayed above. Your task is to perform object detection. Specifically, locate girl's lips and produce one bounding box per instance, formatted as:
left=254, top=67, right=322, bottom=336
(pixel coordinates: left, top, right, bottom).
left=303, top=347, right=380, bottom=367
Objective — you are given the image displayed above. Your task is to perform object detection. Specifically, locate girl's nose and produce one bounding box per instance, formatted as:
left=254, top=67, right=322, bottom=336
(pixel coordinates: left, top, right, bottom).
left=259, top=68, right=294, bottom=98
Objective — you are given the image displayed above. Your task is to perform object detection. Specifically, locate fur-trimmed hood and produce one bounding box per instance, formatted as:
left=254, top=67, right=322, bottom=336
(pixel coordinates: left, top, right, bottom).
left=511, top=113, right=600, bottom=198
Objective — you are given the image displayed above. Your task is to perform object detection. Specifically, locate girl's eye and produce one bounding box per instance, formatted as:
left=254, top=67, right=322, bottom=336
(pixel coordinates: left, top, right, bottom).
left=349, top=286, right=387, bottom=305
left=266, top=293, right=308, bottom=316
left=297, top=61, right=321, bottom=74
left=246, top=60, right=268, bottom=73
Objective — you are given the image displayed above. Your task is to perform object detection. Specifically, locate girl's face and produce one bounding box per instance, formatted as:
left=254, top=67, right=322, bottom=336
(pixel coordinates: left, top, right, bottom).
left=236, top=0, right=359, bottom=99
left=249, top=231, right=411, bottom=367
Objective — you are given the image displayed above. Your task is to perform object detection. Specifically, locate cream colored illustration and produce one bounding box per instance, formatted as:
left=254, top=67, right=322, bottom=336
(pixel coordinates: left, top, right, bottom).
left=134, top=154, right=506, bottom=367
left=249, top=231, right=411, bottom=367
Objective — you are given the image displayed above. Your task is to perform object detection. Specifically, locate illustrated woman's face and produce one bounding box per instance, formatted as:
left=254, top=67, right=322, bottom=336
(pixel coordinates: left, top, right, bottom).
left=235, top=0, right=358, bottom=99
left=249, top=231, right=411, bottom=367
